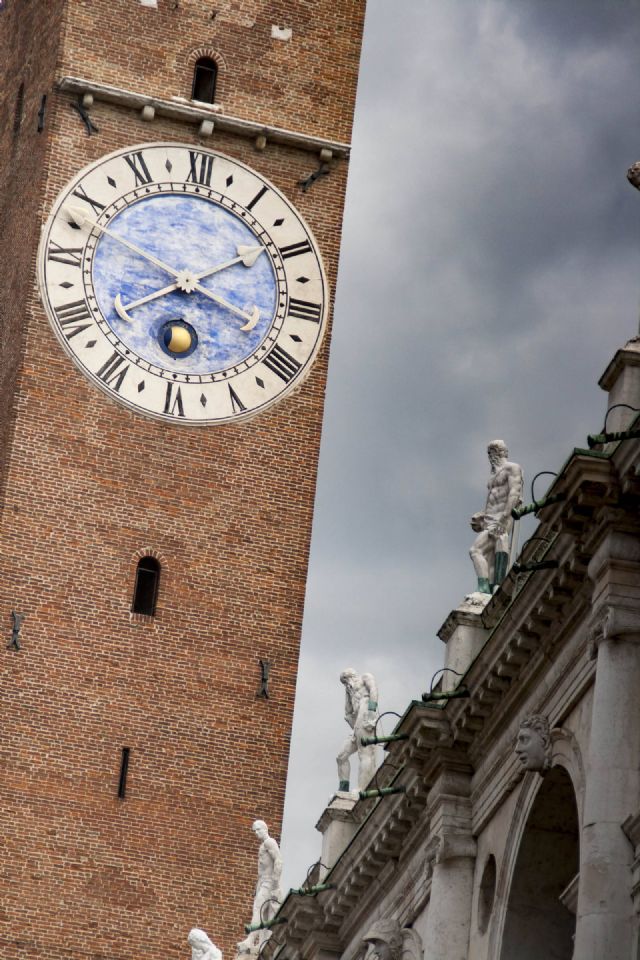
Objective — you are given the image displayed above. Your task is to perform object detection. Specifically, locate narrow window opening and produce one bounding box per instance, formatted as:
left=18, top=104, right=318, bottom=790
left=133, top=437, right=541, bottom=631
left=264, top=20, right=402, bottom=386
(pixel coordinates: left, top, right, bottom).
left=37, top=94, right=47, bottom=133
left=13, top=82, right=24, bottom=135
left=132, top=556, right=160, bottom=616
left=118, top=747, right=130, bottom=799
left=192, top=57, right=217, bottom=104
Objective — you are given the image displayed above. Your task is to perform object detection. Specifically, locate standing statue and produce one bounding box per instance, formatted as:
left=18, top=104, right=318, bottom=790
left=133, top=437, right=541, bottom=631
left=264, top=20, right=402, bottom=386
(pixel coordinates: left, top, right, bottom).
left=469, top=440, right=523, bottom=594
left=336, top=668, right=379, bottom=793
left=188, top=929, right=222, bottom=960
left=236, top=820, right=283, bottom=957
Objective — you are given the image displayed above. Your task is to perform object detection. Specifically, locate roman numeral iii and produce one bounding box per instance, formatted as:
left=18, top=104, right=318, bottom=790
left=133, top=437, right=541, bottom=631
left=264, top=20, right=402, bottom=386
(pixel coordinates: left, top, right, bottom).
left=287, top=298, right=321, bottom=323
left=279, top=240, right=312, bottom=260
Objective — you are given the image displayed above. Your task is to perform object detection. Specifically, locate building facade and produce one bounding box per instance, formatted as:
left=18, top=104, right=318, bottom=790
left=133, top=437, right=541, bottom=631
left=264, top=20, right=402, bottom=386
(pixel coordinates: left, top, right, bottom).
left=262, top=338, right=640, bottom=960
left=0, top=2, right=365, bottom=957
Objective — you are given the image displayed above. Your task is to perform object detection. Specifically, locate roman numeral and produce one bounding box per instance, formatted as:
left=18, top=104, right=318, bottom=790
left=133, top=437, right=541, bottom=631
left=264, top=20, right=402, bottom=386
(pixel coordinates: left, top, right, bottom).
left=71, top=184, right=105, bottom=216
left=279, top=239, right=312, bottom=260
left=48, top=241, right=83, bottom=267
left=164, top=382, right=185, bottom=417
left=186, top=151, right=213, bottom=186
left=54, top=299, right=93, bottom=340
left=124, top=151, right=153, bottom=186
left=287, top=298, right=321, bottom=323
left=96, top=351, right=129, bottom=392
left=246, top=184, right=268, bottom=211
left=228, top=384, right=246, bottom=414
left=263, top=343, right=301, bottom=383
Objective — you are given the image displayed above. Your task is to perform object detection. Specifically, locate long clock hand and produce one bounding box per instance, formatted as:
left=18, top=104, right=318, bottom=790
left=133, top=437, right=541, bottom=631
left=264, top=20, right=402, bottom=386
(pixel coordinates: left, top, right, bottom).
left=66, top=206, right=183, bottom=280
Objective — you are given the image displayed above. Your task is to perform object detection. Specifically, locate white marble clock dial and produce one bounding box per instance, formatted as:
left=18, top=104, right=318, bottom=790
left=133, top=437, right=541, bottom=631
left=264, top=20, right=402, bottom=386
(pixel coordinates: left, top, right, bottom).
left=38, top=143, right=328, bottom=424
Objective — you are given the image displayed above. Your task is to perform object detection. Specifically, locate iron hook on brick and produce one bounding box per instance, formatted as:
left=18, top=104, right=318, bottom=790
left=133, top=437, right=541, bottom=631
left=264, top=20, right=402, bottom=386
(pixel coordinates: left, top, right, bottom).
left=8, top=611, right=24, bottom=651
left=256, top=658, right=271, bottom=699
left=299, top=148, right=333, bottom=192
left=70, top=96, right=99, bottom=136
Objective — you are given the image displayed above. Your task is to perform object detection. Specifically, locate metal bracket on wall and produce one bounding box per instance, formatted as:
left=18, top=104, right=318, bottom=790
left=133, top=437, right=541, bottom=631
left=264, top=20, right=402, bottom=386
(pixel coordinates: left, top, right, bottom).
left=299, top=149, right=333, bottom=192
left=257, top=658, right=271, bottom=699
left=71, top=96, right=99, bottom=136
left=7, top=611, right=24, bottom=651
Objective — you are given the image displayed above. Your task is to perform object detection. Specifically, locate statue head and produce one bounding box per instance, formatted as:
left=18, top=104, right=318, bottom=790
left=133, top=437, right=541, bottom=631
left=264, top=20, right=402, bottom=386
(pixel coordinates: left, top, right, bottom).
left=340, top=668, right=358, bottom=688
left=515, top=715, right=551, bottom=772
left=188, top=928, right=220, bottom=960
left=252, top=819, right=269, bottom=841
left=362, top=920, right=403, bottom=960
left=487, top=439, right=508, bottom=467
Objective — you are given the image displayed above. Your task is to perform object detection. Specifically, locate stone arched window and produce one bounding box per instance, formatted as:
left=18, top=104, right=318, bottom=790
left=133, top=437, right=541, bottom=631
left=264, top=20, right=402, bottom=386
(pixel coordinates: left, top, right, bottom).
left=131, top=555, right=160, bottom=616
left=192, top=56, right=218, bottom=104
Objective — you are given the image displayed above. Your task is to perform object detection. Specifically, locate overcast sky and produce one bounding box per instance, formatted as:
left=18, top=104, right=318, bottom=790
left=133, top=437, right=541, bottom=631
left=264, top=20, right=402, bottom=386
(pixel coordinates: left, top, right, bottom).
left=279, top=0, right=640, bottom=890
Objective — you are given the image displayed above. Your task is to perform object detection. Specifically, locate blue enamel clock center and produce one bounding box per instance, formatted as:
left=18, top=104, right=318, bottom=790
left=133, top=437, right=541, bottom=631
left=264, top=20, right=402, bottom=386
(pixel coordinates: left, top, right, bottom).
left=92, top=194, right=277, bottom=374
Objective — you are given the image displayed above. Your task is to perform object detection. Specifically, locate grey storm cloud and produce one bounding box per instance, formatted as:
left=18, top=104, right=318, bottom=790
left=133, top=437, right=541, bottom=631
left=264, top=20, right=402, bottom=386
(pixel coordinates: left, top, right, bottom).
left=279, top=0, right=640, bottom=889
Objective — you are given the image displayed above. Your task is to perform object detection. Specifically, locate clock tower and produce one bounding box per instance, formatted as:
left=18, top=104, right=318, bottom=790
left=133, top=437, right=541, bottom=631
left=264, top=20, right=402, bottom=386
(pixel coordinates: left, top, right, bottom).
left=0, top=2, right=365, bottom=958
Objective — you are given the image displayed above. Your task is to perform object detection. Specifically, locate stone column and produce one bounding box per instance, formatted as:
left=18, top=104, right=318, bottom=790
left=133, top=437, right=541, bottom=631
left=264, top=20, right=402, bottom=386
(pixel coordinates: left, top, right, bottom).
left=422, top=767, right=476, bottom=960
left=573, top=531, right=640, bottom=960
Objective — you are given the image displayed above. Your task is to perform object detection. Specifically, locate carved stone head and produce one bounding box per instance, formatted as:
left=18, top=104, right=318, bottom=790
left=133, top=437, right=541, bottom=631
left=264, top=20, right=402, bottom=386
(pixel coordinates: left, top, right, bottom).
left=487, top=439, right=508, bottom=467
left=515, top=715, right=551, bottom=772
left=188, top=928, right=221, bottom=960
left=363, top=919, right=403, bottom=960
left=252, top=819, right=269, bottom=842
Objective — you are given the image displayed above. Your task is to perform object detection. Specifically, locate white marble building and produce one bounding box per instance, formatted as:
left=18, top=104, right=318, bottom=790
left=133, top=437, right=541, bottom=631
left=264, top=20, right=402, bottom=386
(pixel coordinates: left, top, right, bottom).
left=260, top=333, right=640, bottom=960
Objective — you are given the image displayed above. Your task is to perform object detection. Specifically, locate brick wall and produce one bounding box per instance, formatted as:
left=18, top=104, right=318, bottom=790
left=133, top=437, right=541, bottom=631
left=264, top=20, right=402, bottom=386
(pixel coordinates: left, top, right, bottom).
left=0, top=2, right=365, bottom=958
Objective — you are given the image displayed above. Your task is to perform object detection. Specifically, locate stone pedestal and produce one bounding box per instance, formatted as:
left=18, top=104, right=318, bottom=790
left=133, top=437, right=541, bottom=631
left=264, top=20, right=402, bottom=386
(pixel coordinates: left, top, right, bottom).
left=437, top=600, right=490, bottom=691
left=573, top=531, right=640, bottom=960
left=422, top=768, right=476, bottom=959
left=315, top=792, right=359, bottom=880
left=597, top=338, right=640, bottom=433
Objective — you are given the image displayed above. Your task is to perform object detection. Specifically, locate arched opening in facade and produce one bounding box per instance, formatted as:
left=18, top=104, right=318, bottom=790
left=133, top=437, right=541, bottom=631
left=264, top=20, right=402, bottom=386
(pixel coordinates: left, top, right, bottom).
left=500, top=766, right=579, bottom=960
left=131, top=555, right=160, bottom=616
left=191, top=56, right=217, bottom=104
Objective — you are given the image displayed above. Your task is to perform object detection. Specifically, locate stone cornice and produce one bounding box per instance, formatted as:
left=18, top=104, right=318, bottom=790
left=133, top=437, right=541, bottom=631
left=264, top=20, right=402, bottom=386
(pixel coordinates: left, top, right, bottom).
left=57, top=77, right=352, bottom=158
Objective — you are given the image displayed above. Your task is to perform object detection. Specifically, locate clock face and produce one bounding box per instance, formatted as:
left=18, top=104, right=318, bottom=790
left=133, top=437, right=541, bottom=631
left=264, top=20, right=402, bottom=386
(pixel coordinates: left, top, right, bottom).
left=38, top=143, right=328, bottom=424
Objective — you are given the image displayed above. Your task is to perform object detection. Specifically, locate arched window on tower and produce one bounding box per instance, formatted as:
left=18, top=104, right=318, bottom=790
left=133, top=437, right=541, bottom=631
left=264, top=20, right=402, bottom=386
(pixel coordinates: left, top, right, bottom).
left=132, top=556, right=160, bottom=616
left=192, top=57, right=218, bottom=104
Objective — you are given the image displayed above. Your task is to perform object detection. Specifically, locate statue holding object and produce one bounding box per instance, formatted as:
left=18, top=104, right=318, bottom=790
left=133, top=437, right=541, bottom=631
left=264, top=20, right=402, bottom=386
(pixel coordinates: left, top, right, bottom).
left=469, top=439, right=523, bottom=594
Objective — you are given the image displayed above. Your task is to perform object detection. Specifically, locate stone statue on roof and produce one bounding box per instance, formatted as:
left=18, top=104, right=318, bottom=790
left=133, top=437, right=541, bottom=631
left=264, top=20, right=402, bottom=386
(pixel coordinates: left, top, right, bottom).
left=236, top=820, right=283, bottom=958
left=469, top=440, right=523, bottom=594
left=336, top=668, right=379, bottom=793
